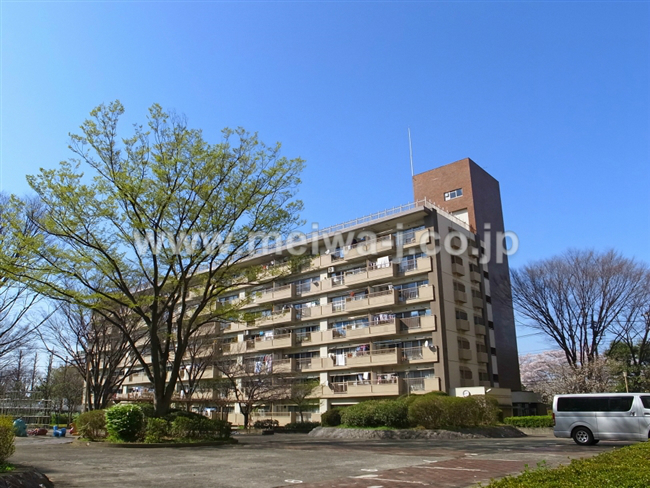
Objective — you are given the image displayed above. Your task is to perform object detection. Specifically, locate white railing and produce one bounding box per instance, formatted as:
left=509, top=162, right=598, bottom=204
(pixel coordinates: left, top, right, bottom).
left=248, top=198, right=473, bottom=257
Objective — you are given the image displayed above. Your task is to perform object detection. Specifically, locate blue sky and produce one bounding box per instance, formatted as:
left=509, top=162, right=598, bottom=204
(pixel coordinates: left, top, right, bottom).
left=1, top=1, right=648, bottom=354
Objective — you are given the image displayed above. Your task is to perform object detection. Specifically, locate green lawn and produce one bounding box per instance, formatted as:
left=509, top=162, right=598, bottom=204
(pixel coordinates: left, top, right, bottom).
left=485, top=441, right=650, bottom=487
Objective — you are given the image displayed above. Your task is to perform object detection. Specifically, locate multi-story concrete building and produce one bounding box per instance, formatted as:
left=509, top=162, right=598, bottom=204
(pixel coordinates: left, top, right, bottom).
left=117, top=159, right=521, bottom=425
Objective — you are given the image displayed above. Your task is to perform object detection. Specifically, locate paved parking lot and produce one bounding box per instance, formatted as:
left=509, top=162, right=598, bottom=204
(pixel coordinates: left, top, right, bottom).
left=13, top=433, right=632, bottom=488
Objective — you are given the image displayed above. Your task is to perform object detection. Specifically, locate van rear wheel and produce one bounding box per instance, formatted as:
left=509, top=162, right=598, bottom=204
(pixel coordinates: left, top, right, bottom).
left=572, top=427, right=595, bottom=446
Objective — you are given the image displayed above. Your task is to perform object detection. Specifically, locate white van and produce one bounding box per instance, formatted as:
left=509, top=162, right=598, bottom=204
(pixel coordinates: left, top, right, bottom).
left=553, top=393, right=650, bottom=445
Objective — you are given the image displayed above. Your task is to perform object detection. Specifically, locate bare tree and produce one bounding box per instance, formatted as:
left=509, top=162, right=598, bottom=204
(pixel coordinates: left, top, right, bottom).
left=50, top=364, right=85, bottom=423
left=511, top=249, right=649, bottom=368
left=175, top=323, right=221, bottom=410
left=214, top=350, right=290, bottom=429
left=286, top=378, right=319, bottom=423
left=41, top=300, right=146, bottom=410
left=0, top=194, right=49, bottom=360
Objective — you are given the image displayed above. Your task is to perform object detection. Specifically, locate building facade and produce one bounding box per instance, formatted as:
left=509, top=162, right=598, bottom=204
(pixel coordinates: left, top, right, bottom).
left=117, top=160, right=520, bottom=425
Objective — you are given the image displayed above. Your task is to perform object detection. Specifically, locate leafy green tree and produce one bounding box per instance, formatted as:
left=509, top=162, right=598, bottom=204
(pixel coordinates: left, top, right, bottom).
left=3, top=101, right=304, bottom=416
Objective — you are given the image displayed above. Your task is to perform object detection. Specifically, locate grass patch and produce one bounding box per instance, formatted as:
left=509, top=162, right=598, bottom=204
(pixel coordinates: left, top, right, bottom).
left=503, top=416, right=554, bottom=429
left=0, top=464, right=14, bottom=473
left=484, top=441, right=650, bottom=487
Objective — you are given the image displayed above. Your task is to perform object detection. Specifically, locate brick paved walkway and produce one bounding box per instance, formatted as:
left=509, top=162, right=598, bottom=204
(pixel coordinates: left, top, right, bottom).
left=280, top=458, right=529, bottom=488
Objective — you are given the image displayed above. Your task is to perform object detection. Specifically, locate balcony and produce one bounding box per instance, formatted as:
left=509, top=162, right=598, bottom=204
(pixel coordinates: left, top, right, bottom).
left=458, top=348, right=472, bottom=361
left=456, top=318, right=470, bottom=331
left=345, top=347, right=401, bottom=367
left=254, top=332, right=295, bottom=351
left=402, top=256, right=432, bottom=275
left=320, top=378, right=402, bottom=398
left=344, top=235, right=395, bottom=262
left=454, top=290, right=467, bottom=303
left=398, top=285, right=434, bottom=304
left=452, top=263, right=465, bottom=276
left=345, top=289, right=398, bottom=313
left=401, top=345, right=439, bottom=364
left=294, top=357, right=333, bottom=372
left=344, top=263, right=399, bottom=286
left=403, top=228, right=431, bottom=249
left=405, top=376, right=442, bottom=393
left=254, top=284, right=296, bottom=305
left=273, top=358, right=295, bottom=374
left=475, top=324, right=487, bottom=336
left=472, top=296, right=484, bottom=309
left=219, top=341, right=249, bottom=355
left=255, top=308, right=297, bottom=327
left=399, top=315, right=437, bottom=332
left=477, top=352, right=489, bottom=364
left=470, top=270, right=482, bottom=283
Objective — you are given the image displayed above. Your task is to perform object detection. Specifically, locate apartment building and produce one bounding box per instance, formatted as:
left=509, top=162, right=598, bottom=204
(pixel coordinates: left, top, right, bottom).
left=117, top=159, right=520, bottom=424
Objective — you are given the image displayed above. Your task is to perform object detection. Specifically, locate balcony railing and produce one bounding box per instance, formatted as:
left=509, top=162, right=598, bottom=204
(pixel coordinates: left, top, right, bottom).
left=255, top=308, right=297, bottom=326
left=401, top=345, right=439, bottom=363
left=254, top=332, right=295, bottom=350
left=398, top=285, right=434, bottom=303
left=345, top=289, right=397, bottom=312
left=254, top=284, right=296, bottom=304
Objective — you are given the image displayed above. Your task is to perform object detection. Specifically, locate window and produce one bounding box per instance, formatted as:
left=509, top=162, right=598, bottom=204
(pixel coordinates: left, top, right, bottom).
left=451, top=255, right=463, bottom=265
left=460, top=368, right=473, bottom=380
left=557, top=396, right=634, bottom=412
left=453, top=281, right=466, bottom=293
left=444, top=188, right=463, bottom=201
left=456, top=310, right=468, bottom=320
left=641, top=396, right=650, bottom=409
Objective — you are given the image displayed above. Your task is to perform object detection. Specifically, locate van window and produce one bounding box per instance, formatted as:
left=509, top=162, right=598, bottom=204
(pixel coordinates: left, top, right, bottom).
left=642, top=396, right=650, bottom=409
left=557, top=396, right=633, bottom=412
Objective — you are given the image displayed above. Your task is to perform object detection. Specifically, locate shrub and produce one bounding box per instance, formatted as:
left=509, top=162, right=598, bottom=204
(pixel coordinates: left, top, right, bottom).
left=408, top=395, right=500, bottom=429
left=320, top=408, right=342, bottom=427
left=253, top=419, right=279, bottom=430
left=0, top=416, right=15, bottom=464
left=504, top=415, right=554, bottom=429
left=105, top=404, right=145, bottom=442
left=139, top=404, right=156, bottom=419
left=341, top=401, right=382, bottom=427
left=408, top=394, right=445, bottom=429
left=144, top=418, right=169, bottom=443
left=374, top=399, right=409, bottom=428
left=283, top=422, right=320, bottom=433
left=171, top=416, right=231, bottom=440
left=76, top=410, right=106, bottom=441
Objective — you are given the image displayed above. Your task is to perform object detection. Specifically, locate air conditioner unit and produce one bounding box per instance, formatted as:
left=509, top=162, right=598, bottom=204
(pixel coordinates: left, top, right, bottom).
left=327, top=267, right=335, bottom=273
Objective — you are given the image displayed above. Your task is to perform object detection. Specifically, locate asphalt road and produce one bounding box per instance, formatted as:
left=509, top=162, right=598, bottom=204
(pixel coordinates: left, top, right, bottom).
left=12, top=433, right=633, bottom=488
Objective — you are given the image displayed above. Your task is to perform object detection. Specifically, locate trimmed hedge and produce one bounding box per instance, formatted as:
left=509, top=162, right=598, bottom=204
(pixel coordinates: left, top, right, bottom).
left=282, top=422, right=320, bottom=433
left=253, top=419, right=279, bottom=430
left=171, top=416, right=231, bottom=440
left=503, top=415, right=554, bottom=429
left=76, top=410, right=106, bottom=440
left=144, top=418, right=169, bottom=443
left=105, top=404, right=145, bottom=442
left=0, top=416, right=15, bottom=464
left=320, top=408, right=342, bottom=427
left=340, top=399, right=410, bottom=428
left=407, top=395, right=500, bottom=429
left=485, top=440, right=650, bottom=487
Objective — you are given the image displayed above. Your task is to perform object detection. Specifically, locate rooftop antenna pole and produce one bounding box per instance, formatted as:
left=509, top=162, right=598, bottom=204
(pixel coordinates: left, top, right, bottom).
left=408, top=127, right=414, bottom=177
